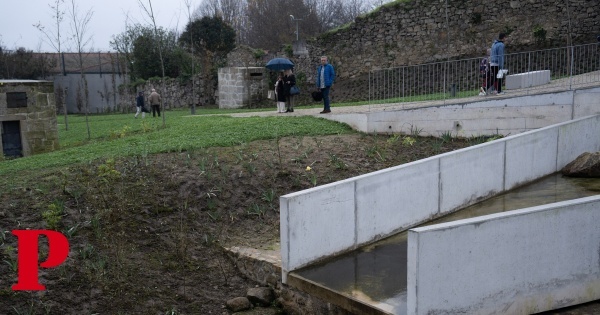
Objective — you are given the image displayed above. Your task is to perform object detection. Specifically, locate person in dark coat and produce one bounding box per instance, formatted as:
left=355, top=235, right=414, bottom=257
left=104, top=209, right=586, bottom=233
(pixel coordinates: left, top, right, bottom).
left=275, top=74, right=286, bottom=113
left=283, top=69, right=296, bottom=112
left=135, top=91, right=146, bottom=118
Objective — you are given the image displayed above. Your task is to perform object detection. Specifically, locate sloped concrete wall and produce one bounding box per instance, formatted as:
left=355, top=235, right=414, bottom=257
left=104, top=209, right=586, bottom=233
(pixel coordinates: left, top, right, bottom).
left=280, top=114, right=600, bottom=282
left=329, top=87, right=600, bottom=137
left=407, top=196, right=600, bottom=314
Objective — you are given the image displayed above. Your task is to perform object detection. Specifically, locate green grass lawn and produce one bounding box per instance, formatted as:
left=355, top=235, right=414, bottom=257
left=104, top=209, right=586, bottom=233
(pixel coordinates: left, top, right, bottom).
left=0, top=87, right=484, bottom=179
left=0, top=109, right=354, bottom=178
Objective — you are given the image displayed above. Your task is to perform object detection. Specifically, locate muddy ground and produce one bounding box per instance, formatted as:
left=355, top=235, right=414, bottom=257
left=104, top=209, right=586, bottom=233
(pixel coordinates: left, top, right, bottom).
left=1, top=133, right=598, bottom=314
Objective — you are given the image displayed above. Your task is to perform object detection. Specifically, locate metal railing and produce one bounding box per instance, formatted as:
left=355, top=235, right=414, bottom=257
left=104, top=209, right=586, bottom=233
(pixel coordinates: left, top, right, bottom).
left=368, top=43, right=600, bottom=105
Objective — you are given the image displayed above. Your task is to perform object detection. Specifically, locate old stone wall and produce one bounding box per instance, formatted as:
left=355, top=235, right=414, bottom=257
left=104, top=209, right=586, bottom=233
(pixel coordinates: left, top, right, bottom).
left=311, top=0, right=598, bottom=78
left=298, top=0, right=599, bottom=102
left=118, top=0, right=598, bottom=108
left=0, top=81, right=59, bottom=157
left=226, top=247, right=353, bottom=315
left=118, top=74, right=217, bottom=113
left=249, top=0, right=599, bottom=103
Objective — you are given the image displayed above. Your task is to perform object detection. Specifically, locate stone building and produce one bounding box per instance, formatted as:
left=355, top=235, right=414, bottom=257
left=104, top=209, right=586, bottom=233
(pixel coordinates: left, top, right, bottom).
left=218, top=67, right=269, bottom=109
left=0, top=80, right=59, bottom=158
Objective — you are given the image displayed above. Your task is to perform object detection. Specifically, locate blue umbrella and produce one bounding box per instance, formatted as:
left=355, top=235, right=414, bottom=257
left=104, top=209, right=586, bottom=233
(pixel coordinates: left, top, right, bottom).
left=265, top=57, right=294, bottom=71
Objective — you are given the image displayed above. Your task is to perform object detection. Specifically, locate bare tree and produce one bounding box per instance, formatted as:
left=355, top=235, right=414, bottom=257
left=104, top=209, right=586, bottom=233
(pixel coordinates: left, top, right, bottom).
left=246, top=0, right=319, bottom=51
left=341, top=0, right=371, bottom=22
left=67, top=0, right=93, bottom=139
left=304, top=0, right=375, bottom=33
left=304, top=0, right=343, bottom=33
left=34, top=0, right=68, bottom=53
left=137, top=0, right=167, bottom=127
left=195, top=0, right=247, bottom=44
left=192, top=0, right=386, bottom=50
left=34, top=0, right=70, bottom=131
left=184, top=0, right=196, bottom=115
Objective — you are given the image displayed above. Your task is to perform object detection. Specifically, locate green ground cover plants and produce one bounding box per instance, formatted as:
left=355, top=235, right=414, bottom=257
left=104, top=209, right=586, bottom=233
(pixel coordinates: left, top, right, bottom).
left=0, top=110, right=354, bottom=179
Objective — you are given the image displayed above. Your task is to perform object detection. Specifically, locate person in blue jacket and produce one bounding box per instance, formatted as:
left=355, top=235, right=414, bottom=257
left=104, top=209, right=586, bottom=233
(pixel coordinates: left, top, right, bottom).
left=316, top=56, right=335, bottom=113
left=490, top=33, right=507, bottom=95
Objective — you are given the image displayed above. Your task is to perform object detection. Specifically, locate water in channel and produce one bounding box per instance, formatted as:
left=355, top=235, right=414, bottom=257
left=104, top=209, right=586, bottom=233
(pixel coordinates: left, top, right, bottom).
left=293, top=173, right=600, bottom=314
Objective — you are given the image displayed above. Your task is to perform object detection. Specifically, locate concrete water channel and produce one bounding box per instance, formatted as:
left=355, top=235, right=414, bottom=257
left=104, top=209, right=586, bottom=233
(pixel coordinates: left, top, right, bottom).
left=289, top=173, right=600, bottom=315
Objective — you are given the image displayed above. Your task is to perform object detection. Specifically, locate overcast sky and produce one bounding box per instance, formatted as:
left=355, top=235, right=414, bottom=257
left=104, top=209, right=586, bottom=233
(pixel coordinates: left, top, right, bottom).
left=0, top=0, right=192, bottom=52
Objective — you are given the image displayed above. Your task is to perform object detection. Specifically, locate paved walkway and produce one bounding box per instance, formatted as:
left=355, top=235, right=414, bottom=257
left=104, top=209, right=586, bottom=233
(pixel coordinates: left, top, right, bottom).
left=228, top=72, right=599, bottom=118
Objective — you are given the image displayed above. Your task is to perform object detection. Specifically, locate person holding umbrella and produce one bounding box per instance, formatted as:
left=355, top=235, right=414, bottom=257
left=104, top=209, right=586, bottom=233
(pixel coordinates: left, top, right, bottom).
left=266, top=58, right=294, bottom=72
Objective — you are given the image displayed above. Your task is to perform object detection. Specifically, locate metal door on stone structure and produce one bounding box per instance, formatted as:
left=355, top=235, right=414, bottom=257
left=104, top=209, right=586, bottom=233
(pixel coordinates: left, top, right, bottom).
left=2, top=121, right=23, bottom=157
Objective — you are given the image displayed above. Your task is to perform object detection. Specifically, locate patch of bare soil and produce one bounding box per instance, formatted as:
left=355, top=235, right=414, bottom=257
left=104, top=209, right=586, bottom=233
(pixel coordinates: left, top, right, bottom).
left=0, top=133, right=539, bottom=314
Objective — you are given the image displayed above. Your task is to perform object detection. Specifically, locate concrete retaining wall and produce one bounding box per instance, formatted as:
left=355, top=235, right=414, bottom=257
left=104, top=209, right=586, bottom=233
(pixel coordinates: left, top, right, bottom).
left=505, top=70, right=551, bottom=90
left=329, top=87, right=600, bottom=137
left=280, top=114, right=600, bottom=282
left=407, top=195, right=600, bottom=314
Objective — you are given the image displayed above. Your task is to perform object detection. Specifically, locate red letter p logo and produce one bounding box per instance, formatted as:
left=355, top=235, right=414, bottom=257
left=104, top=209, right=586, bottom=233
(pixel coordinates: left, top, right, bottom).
left=11, top=230, right=70, bottom=291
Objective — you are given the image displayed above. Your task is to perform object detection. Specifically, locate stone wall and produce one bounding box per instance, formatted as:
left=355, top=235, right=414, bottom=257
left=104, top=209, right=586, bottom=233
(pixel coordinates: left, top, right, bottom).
left=226, top=247, right=353, bottom=315
left=311, top=0, right=598, bottom=78
left=118, top=0, right=598, bottom=108
left=0, top=80, right=59, bottom=157
left=118, top=74, right=217, bottom=113
left=299, top=0, right=599, bottom=102
left=243, top=0, right=598, bottom=103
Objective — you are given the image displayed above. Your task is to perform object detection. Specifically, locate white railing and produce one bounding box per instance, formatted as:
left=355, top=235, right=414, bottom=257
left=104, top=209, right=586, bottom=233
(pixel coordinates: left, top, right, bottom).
left=368, top=43, right=600, bottom=104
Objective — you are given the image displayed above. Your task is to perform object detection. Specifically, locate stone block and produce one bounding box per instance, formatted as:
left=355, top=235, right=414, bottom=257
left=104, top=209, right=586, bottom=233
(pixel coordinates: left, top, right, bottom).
left=505, top=70, right=551, bottom=90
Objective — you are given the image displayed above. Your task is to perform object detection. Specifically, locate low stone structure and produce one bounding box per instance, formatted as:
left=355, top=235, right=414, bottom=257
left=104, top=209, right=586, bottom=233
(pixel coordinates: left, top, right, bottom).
left=218, top=67, right=268, bottom=109
left=0, top=80, right=59, bottom=158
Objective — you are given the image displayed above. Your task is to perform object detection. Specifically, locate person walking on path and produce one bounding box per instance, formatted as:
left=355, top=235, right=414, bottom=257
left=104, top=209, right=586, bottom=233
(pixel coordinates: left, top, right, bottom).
left=135, top=91, right=147, bottom=118
left=149, top=88, right=162, bottom=117
left=275, top=74, right=286, bottom=113
left=283, top=69, right=296, bottom=113
left=490, top=33, right=507, bottom=95
left=316, top=56, right=335, bottom=114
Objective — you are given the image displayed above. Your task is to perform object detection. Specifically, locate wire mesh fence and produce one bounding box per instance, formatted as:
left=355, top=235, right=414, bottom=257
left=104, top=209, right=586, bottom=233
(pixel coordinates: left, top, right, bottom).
left=369, top=43, right=600, bottom=105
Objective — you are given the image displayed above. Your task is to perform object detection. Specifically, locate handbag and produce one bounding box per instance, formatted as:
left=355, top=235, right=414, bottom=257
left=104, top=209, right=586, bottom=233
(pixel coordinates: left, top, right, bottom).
left=267, top=90, right=275, bottom=100
left=290, top=86, right=300, bottom=95
left=311, top=90, right=323, bottom=102
left=496, top=69, right=508, bottom=79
